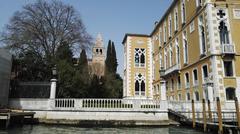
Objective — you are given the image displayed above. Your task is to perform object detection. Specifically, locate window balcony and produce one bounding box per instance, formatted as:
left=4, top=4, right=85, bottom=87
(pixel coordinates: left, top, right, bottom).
left=221, top=44, right=235, bottom=55
left=160, top=64, right=180, bottom=78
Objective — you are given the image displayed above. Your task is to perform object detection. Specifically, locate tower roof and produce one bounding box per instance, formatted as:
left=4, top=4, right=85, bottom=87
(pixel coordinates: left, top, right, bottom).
left=95, top=33, right=104, bottom=47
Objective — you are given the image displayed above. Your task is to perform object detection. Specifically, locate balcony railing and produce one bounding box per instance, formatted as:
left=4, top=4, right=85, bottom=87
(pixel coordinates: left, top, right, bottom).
left=221, top=44, right=235, bottom=54
left=162, top=64, right=180, bottom=77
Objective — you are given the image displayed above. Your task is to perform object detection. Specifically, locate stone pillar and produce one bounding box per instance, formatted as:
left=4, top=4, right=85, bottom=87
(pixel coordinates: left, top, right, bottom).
left=50, top=79, right=57, bottom=99
left=160, top=81, right=167, bottom=101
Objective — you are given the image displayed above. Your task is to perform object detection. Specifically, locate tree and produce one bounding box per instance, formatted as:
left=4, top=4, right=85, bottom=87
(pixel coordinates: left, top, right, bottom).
left=56, top=42, right=73, bottom=64
left=105, top=40, right=113, bottom=74
left=1, top=0, right=92, bottom=80
left=111, top=42, right=118, bottom=73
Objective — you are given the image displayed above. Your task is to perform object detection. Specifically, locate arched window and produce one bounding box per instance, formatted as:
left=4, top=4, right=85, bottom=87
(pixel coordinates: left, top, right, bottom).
left=96, top=49, right=99, bottom=54
left=135, top=73, right=146, bottom=96
left=181, top=0, right=186, bottom=23
left=187, top=92, right=190, bottom=101
left=135, top=80, right=139, bottom=94
left=195, top=91, right=200, bottom=101
left=100, top=49, right=102, bottom=54
left=226, top=87, right=236, bottom=100
left=140, top=53, right=145, bottom=66
left=141, top=81, right=145, bottom=96
left=219, top=21, right=230, bottom=45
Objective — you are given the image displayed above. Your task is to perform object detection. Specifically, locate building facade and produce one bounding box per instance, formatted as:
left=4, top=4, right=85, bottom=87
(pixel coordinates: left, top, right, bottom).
left=123, top=0, right=240, bottom=102
left=0, top=49, right=12, bottom=107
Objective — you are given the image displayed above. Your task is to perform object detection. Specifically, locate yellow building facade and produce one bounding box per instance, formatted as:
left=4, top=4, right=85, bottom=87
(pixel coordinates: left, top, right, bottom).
left=123, top=0, right=240, bottom=102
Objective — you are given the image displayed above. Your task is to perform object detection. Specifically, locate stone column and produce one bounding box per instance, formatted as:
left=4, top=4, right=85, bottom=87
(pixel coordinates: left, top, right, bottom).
left=160, top=81, right=167, bottom=101
left=50, top=79, right=57, bottom=99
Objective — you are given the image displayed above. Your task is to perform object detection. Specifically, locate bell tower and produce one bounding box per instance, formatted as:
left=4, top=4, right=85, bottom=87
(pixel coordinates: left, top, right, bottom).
left=92, top=33, right=105, bottom=76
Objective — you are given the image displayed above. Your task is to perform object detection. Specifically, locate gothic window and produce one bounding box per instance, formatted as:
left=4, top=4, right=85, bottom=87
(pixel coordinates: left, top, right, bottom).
left=159, top=28, right=162, bottom=44
left=193, top=69, right=198, bottom=86
left=135, top=48, right=146, bottom=67
left=175, top=38, right=180, bottom=65
left=185, top=73, right=190, bottom=88
left=135, top=73, right=146, bottom=96
left=226, top=87, right=236, bottom=100
left=181, top=0, right=186, bottom=24
left=219, top=21, right=230, bottom=45
left=174, top=8, right=179, bottom=31
left=178, top=76, right=181, bottom=89
left=183, top=31, right=188, bottom=64
left=169, top=44, right=173, bottom=67
left=202, top=65, right=208, bottom=83
left=199, top=15, right=206, bottom=55
left=159, top=52, right=163, bottom=69
left=195, top=91, right=200, bottom=101
left=100, top=49, right=102, bottom=55
left=164, top=23, right=167, bottom=43
left=168, top=15, right=172, bottom=37
left=96, top=49, right=99, bottom=54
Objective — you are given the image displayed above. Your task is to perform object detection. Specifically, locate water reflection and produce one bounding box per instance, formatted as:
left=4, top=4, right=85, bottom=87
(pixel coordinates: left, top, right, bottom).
left=0, top=125, right=210, bottom=134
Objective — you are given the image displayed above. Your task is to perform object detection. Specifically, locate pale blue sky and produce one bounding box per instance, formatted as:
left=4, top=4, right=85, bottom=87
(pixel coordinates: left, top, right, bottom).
left=0, top=0, right=172, bottom=76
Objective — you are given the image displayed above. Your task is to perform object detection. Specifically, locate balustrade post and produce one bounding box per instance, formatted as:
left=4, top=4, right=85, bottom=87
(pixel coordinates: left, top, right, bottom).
left=234, top=97, right=240, bottom=128
left=202, top=99, right=207, bottom=132
left=208, top=100, right=213, bottom=122
left=192, top=100, right=196, bottom=128
left=217, top=97, right=223, bottom=134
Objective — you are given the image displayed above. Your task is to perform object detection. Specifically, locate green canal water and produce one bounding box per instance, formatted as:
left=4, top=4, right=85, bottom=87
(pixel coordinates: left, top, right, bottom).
left=0, top=125, right=212, bottom=134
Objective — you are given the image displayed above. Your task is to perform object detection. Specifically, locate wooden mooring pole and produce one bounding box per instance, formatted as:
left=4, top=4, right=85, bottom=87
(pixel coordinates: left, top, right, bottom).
left=217, top=97, right=223, bottom=134
left=234, top=97, right=240, bottom=128
left=192, top=99, right=196, bottom=128
left=208, top=100, right=212, bottom=122
left=202, top=99, right=207, bottom=132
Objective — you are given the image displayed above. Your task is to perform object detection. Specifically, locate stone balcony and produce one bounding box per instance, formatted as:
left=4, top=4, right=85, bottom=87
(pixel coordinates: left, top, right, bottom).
left=221, top=44, right=235, bottom=55
left=159, top=64, right=180, bottom=78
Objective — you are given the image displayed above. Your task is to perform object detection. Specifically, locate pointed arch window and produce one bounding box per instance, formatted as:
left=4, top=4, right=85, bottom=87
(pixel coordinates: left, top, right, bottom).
left=181, top=0, right=186, bottom=24
left=199, top=15, right=206, bottom=55
left=135, top=48, right=146, bottom=67
left=219, top=21, right=230, bottom=45
left=135, top=73, right=146, bottom=96
left=183, top=31, right=188, bottom=64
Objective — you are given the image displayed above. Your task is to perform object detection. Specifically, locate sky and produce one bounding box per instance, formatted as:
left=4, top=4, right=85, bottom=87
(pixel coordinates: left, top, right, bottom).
left=0, top=0, right=172, bottom=76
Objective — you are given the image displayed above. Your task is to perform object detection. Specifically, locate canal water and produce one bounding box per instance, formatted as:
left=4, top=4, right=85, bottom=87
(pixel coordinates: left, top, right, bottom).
left=0, top=125, right=211, bottom=134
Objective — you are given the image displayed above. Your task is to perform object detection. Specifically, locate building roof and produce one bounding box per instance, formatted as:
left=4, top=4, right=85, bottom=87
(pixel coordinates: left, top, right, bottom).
left=122, top=33, right=150, bottom=44
left=150, top=0, right=178, bottom=36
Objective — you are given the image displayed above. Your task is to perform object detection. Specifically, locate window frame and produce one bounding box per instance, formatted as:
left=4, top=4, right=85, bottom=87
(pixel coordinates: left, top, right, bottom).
left=201, top=64, right=209, bottom=84
left=192, top=68, right=199, bottom=86
left=225, top=87, right=236, bottom=101
left=198, top=15, right=207, bottom=56
left=223, top=60, right=235, bottom=77
left=185, top=72, right=190, bottom=89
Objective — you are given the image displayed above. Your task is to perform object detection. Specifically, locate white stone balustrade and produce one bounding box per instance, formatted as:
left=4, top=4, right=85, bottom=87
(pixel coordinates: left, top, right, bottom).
left=222, top=44, right=235, bottom=54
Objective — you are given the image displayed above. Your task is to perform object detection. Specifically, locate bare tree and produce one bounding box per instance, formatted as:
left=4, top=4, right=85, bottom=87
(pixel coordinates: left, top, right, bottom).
left=1, top=0, right=92, bottom=62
